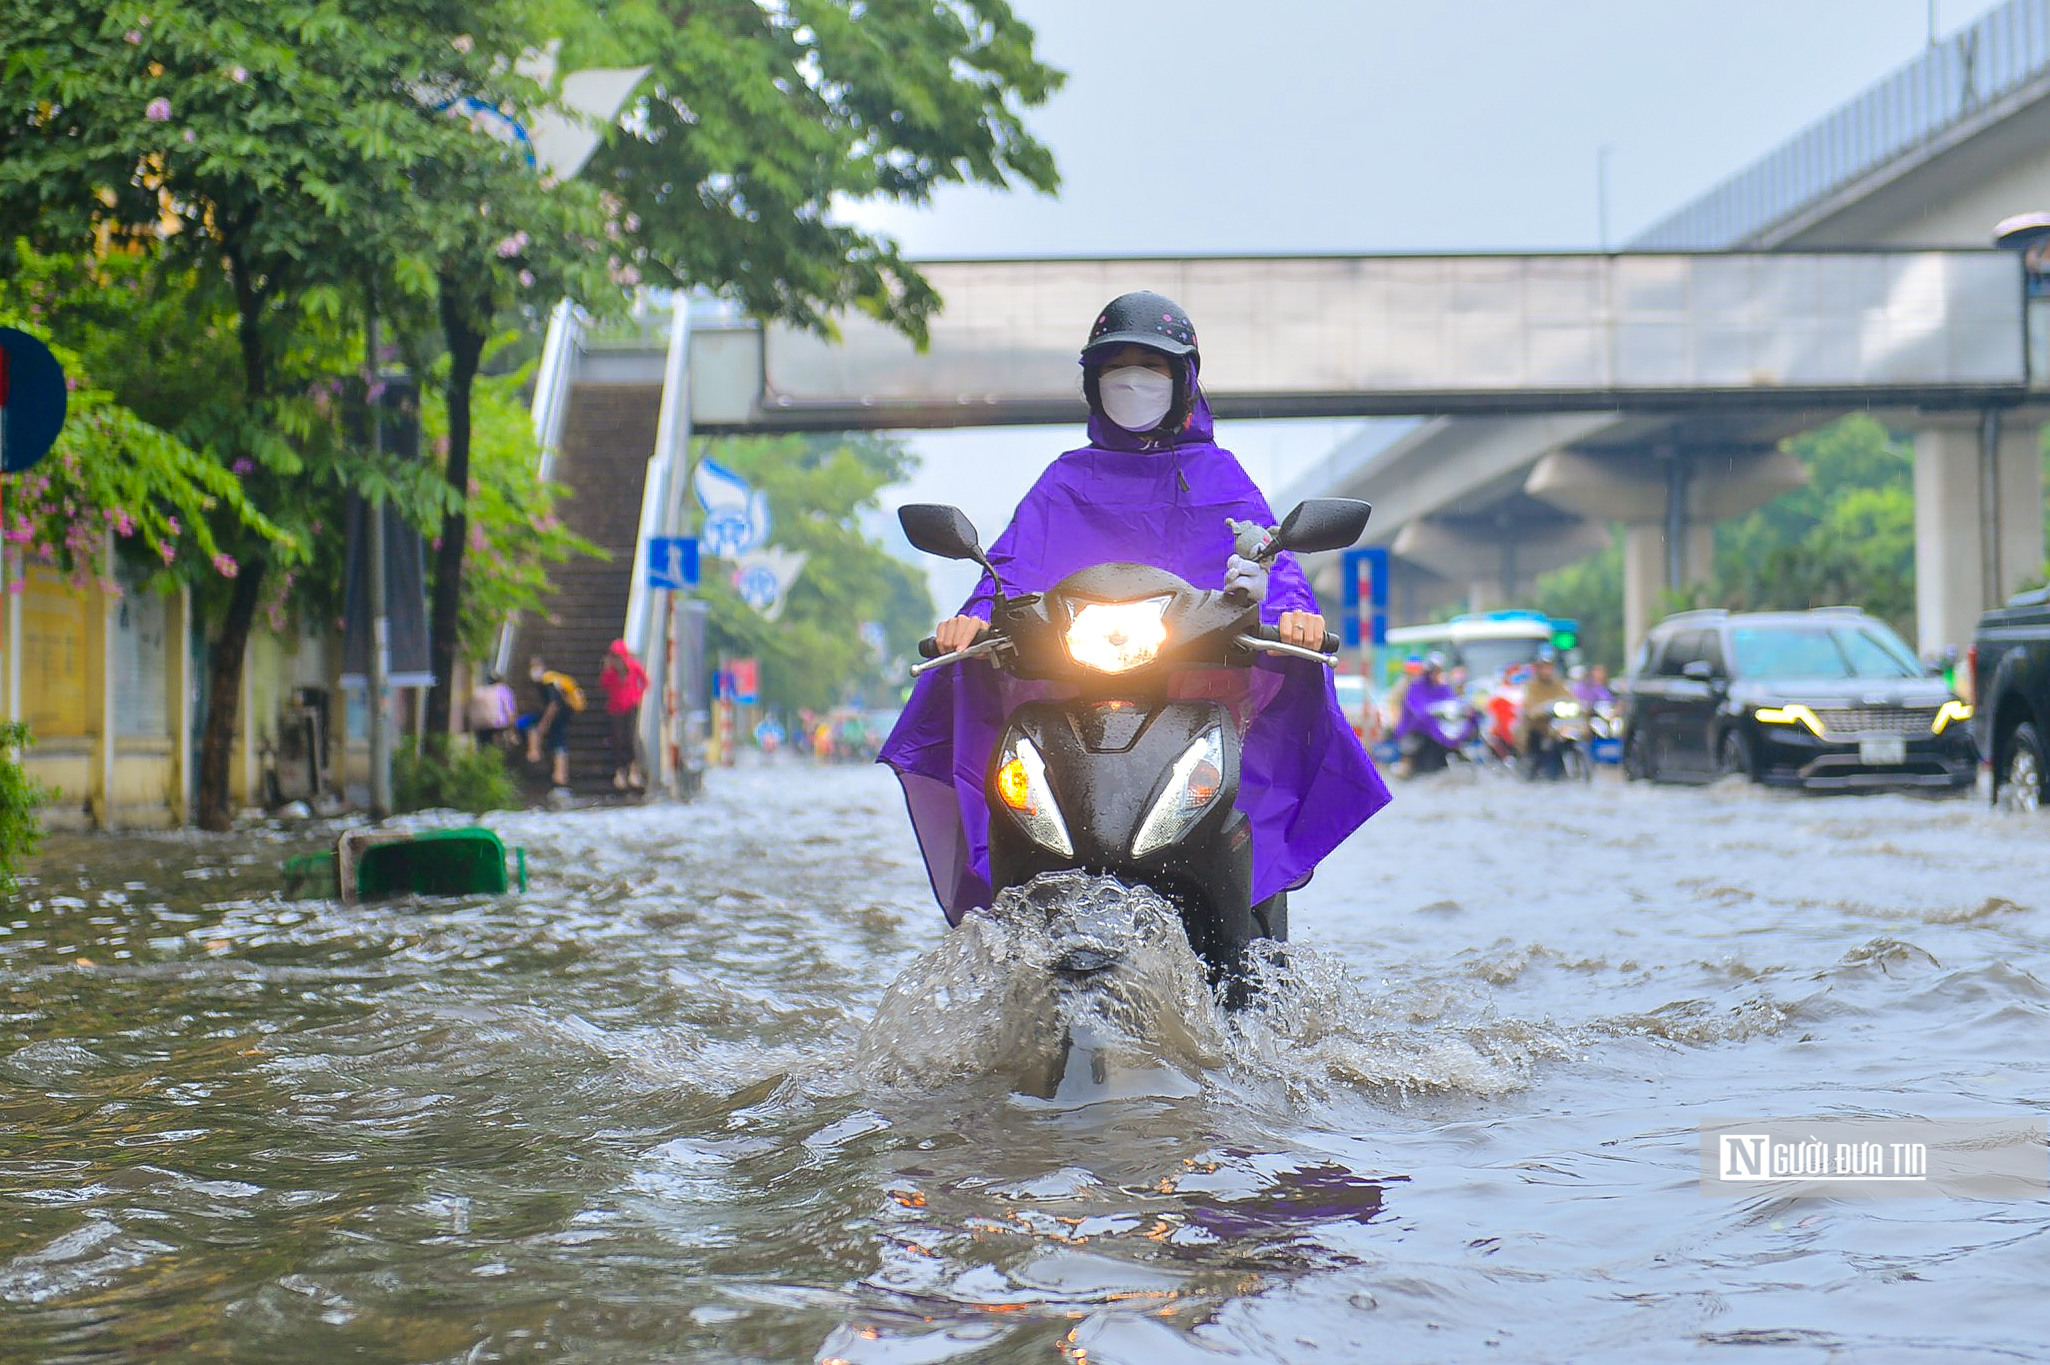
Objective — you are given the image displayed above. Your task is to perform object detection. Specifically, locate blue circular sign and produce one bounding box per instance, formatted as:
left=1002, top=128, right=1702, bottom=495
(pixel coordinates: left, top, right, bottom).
left=0, top=327, right=68, bottom=474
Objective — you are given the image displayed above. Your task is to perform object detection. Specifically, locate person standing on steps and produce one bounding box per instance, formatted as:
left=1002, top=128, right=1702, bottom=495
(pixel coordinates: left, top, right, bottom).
left=598, top=639, right=649, bottom=792
left=526, top=656, right=584, bottom=794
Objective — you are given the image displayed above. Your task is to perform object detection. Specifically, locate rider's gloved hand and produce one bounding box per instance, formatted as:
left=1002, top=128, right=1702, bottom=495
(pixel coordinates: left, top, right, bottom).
left=1224, top=553, right=1269, bottom=601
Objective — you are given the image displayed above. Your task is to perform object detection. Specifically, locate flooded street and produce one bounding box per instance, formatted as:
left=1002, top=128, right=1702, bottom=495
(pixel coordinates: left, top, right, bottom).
left=7, top=764, right=2050, bottom=1363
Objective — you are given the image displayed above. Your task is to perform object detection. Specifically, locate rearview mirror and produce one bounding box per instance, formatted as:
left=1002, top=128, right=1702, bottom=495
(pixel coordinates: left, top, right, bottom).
left=898, top=504, right=985, bottom=563
left=1269, top=498, right=1373, bottom=557
left=1681, top=659, right=1719, bottom=683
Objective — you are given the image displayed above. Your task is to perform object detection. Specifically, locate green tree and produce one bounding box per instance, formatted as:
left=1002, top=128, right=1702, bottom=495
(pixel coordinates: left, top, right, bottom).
left=0, top=0, right=592, bottom=828
left=0, top=723, right=51, bottom=897
left=414, top=0, right=1064, bottom=738
left=1530, top=527, right=1625, bottom=671
left=1527, top=415, right=1921, bottom=665
left=577, top=0, right=1064, bottom=342
left=1, top=253, right=289, bottom=588
left=694, top=432, right=933, bottom=715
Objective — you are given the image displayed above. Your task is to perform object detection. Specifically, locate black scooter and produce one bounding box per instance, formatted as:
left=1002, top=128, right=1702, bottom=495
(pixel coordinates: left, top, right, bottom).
left=900, top=497, right=1371, bottom=992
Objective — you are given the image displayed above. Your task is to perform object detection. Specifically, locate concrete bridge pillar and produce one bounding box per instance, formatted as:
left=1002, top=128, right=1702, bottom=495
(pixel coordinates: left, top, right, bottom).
left=1912, top=415, right=2044, bottom=658
left=1527, top=447, right=1806, bottom=659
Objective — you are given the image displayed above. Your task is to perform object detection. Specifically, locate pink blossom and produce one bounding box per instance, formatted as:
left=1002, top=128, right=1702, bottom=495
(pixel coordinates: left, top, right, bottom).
left=145, top=96, right=171, bottom=122
left=158, top=541, right=177, bottom=565
left=181, top=129, right=195, bottom=143
left=212, top=552, right=238, bottom=578
left=623, top=213, right=640, bottom=233
left=229, top=66, right=247, bottom=83
left=452, top=33, right=473, bottom=53
left=518, top=269, right=534, bottom=288
left=432, top=435, right=450, bottom=457
left=232, top=458, right=254, bottom=475
left=165, top=515, right=180, bottom=535
left=125, top=30, right=142, bottom=43
left=495, top=235, right=522, bottom=259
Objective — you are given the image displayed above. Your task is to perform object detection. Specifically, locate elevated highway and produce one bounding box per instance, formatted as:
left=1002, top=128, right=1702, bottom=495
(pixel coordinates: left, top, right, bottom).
left=1287, top=0, right=2050, bottom=656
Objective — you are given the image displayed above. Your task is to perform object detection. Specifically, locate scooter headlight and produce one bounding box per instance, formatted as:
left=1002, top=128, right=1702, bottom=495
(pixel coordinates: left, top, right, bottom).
left=1064, top=596, right=1171, bottom=674
left=1131, top=728, right=1226, bottom=859
left=994, top=735, right=1073, bottom=857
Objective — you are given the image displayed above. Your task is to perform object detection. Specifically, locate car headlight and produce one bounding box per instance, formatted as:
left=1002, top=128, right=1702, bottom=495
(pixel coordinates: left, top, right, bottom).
left=1932, top=699, right=1972, bottom=734
left=1755, top=704, right=1823, bottom=736
left=994, top=735, right=1072, bottom=856
left=1064, top=596, right=1171, bottom=674
left=1131, top=728, right=1226, bottom=859
left=1551, top=701, right=1583, bottom=719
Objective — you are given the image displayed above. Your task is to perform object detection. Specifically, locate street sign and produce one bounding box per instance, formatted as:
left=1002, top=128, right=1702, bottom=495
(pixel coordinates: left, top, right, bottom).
left=0, top=327, right=69, bottom=474
left=646, top=536, right=699, bottom=590
left=1341, top=546, right=1389, bottom=648
left=731, top=657, right=759, bottom=706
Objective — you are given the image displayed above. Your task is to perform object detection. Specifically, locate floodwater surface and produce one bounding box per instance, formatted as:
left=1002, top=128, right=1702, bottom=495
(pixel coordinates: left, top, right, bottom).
left=6, top=764, right=2050, bottom=1362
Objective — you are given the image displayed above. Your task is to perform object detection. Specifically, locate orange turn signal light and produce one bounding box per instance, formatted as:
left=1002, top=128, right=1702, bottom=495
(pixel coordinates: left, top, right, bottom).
left=1185, top=760, right=1222, bottom=808
left=997, top=757, right=1034, bottom=812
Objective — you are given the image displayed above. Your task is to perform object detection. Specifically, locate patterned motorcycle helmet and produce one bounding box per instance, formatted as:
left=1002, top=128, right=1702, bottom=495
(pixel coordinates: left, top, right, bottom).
left=1080, top=290, right=1199, bottom=362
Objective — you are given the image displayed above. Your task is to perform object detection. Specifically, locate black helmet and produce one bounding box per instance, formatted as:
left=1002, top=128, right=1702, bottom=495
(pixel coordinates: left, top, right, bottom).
left=1080, top=291, right=1200, bottom=438
left=1081, top=290, right=1199, bottom=362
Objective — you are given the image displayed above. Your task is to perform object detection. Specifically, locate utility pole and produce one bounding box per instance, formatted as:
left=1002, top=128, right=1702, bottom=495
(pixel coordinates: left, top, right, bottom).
left=365, top=293, right=392, bottom=819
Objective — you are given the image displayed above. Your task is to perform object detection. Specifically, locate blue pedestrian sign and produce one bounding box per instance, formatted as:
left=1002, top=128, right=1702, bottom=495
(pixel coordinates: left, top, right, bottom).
left=646, top=536, right=699, bottom=590
left=0, top=327, right=69, bottom=475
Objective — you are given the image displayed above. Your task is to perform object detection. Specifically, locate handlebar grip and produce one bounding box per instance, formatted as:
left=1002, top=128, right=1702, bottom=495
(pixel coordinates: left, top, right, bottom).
left=917, top=637, right=942, bottom=659
left=1250, top=623, right=1343, bottom=654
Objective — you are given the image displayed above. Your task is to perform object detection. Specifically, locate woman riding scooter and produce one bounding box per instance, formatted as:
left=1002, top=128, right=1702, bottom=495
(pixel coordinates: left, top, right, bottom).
left=1393, top=654, right=1475, bottom=776
left=878, top=291, right=1389, bottom=953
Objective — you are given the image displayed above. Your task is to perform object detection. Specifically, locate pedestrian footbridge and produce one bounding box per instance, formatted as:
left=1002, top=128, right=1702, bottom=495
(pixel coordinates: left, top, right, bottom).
left=611, top=250, right=2031, bottom=432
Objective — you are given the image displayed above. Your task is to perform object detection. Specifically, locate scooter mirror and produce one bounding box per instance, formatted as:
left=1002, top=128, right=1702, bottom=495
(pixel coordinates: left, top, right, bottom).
left=898, top=504, right=985, bottom=562
left=1269, top=498, right=1373, bottom=556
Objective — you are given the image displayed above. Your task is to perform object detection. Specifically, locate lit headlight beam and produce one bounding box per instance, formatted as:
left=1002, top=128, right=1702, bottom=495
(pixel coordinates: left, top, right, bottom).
left=1065, top=596, right=1171, bottom=674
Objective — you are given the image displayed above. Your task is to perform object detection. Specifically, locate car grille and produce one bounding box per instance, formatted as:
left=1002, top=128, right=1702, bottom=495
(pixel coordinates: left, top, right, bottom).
left=1809, top=706, right=1938, bottom=739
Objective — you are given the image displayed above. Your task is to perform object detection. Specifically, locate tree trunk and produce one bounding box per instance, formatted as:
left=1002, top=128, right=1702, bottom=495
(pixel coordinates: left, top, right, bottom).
left=196, top=237, right=273, bottom=830
left=423, top=282, right=489, bottom=745
left=195, top=563, right=268, bottom=831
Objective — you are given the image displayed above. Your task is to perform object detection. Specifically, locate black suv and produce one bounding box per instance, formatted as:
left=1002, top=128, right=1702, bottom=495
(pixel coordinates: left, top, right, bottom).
left=1622, top=608, right=1974, bottom=791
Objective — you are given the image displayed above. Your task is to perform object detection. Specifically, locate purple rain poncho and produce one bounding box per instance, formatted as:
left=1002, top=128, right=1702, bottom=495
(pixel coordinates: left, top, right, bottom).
left=878, top=387, right=1391, bottom=924
left=1393, top=675, right=1475, bottom=751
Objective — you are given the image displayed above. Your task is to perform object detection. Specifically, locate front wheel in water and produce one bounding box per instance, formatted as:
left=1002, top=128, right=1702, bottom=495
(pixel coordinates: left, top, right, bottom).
left=2002, top=722, right=2045, bottom=813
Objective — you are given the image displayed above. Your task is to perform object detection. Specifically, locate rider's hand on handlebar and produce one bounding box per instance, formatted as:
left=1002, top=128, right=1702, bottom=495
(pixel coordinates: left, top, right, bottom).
left=1277, top=610, right=1325, bottom=649
left=934, top=615, right=989, bottom=653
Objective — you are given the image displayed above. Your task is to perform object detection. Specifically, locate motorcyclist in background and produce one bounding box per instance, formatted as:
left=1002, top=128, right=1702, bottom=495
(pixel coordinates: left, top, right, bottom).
left=1393, top=653, right=1475, bottom=776
left=1515, top=647, right=1577, bottom=777
left=1571, top=662, right=1615, bottom=708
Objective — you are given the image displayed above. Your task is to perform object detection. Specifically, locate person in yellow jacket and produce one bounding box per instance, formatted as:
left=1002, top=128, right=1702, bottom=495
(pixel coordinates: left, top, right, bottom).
left=1515, top=648, right=1577, bottom=775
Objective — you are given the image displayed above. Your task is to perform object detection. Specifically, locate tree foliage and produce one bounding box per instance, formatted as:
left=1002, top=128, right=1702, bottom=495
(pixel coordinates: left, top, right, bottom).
left=0, top=723, right=51, bottom=897
left=569, top=0, right=1063, bottom=341
left=1530, top=528, right=1625, bottom=671
left=1529, top=416, right=1922, bottom=664
left=694, top=433, right=933, bottom=716
left=415, top=347, right=601, bottom=657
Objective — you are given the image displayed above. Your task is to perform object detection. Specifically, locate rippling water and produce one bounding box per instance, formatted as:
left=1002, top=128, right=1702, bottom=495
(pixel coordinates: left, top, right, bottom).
left=6, top=764, right=2050, bottom=1362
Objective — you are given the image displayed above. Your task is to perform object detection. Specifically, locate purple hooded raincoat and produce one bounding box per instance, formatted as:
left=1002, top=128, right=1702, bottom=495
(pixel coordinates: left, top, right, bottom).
left=878, top=380, right=1390, bottom=924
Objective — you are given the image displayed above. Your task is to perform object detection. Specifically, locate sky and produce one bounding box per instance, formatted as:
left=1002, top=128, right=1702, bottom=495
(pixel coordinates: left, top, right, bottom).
left=852, top=0, right=1987, bottom=609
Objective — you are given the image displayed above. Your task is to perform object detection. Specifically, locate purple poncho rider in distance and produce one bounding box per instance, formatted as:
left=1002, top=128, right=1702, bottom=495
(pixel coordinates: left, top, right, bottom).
left=877, top=290, right=1391, bottom=927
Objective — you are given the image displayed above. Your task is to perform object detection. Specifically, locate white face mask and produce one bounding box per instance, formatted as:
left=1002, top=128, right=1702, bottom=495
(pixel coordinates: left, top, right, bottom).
left=1098, top=365, right=1174, bottom=432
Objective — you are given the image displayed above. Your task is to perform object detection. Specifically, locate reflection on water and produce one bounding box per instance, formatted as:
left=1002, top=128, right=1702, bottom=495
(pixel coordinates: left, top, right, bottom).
left=5, top=765, right=2050, bottom=1360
